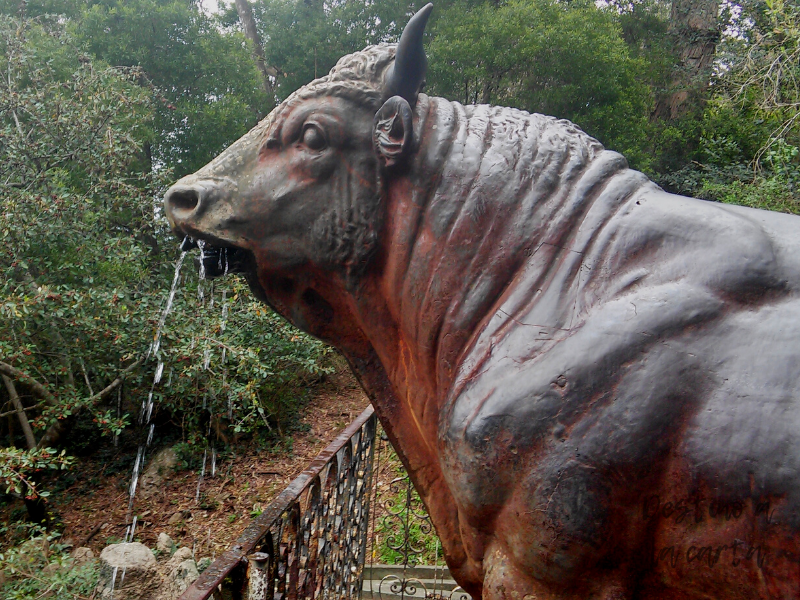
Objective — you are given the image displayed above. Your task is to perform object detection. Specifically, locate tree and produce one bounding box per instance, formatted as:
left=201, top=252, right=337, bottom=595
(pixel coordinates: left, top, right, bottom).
left=234, top=0, right=276, bottom=97
left=725, top=0, right=800, bottom=163
left=426, top=0, right=655, bottom=169
left=73, top=0, right=271, bottom=177
left=0, top=12, right=333, bottom=517
left=0, top=13, right=163, bottom=514
left=237, top=0, right=414, bottom=102
left=652, top=0, right=721, bottom=120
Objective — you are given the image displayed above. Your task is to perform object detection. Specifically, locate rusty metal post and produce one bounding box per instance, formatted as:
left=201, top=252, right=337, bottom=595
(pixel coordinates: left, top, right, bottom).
left=246, top=552, right=270, bottom=600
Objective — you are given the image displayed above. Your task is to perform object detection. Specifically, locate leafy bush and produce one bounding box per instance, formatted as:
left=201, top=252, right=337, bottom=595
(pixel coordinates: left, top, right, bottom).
left=0, top=13, right=332, bottom=512
left=149, top=273, right=333, bottom=448
left=0, top=448, right=74, bottom=500
left=0, top=524, right=100, bottom=600
left=701, top=176, right=800, bottom=215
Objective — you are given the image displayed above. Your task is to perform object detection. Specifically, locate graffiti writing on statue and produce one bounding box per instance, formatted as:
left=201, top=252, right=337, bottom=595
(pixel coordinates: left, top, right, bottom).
left=641, top=495, right=776, bottom=525
left=652, top=542, right=769, bottom=569
left=644, top=496, right=780, bottom=570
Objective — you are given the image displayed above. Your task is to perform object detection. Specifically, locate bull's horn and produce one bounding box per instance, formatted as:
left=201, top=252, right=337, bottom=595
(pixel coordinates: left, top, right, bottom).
left=384, top=3, right=433, bottom=107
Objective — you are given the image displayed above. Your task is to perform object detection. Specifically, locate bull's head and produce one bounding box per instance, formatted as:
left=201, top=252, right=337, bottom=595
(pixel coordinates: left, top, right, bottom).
left=164, top=5, right=433, bottom=341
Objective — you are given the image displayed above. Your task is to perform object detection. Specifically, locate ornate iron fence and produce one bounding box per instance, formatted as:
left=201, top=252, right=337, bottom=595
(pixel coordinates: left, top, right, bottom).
left=179, top=405, right=473, bottom=600
left=180, top=406, right=377, bottom=600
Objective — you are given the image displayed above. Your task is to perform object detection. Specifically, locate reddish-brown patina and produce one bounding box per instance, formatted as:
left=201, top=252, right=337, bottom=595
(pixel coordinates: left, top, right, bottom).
left=165, top=6, right=800, bottom=598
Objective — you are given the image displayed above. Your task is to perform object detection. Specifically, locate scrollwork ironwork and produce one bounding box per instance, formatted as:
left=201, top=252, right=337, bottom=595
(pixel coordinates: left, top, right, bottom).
left=179, top=406, right=471, bottom=600
left=363, top=433, right=473, bottom=600
left=179, top=406, right=377, bottom=600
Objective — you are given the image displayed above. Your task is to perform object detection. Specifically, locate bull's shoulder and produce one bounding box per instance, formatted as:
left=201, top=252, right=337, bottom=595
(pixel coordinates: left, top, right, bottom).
left=581, top=188, right=794, bottom=306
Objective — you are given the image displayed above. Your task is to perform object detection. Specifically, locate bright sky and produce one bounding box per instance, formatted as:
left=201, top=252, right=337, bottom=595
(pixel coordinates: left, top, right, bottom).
left=199, top=0, right=223, bottom=15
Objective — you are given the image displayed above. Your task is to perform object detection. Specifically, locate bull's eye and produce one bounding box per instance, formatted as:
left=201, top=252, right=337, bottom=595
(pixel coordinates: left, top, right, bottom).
left=301, top=124, right=326, bottom=151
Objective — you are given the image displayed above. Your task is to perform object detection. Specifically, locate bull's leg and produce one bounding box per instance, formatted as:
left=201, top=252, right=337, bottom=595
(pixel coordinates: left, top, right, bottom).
left=481, top=544, right=633, bottom=600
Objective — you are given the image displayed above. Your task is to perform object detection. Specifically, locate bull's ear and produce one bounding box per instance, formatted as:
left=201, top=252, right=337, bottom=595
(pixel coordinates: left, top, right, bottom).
left=373, top=96, right=413, bottom=169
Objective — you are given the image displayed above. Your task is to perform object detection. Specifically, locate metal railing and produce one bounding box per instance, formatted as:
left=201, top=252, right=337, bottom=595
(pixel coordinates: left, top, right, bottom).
left=180, top=406, right=377, bottom=600
left=179, top=405, right=473, bottom=600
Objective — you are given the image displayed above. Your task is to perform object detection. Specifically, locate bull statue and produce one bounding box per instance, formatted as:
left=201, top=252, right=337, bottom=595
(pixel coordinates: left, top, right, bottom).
left=165, top=5, right=800, bottom=598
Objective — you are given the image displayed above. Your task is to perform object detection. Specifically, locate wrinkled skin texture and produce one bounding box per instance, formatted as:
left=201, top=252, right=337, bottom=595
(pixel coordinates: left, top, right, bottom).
left=165, top=42, right=800, bottom=599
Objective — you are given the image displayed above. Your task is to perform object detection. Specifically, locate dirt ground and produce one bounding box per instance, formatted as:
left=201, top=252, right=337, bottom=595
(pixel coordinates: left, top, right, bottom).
left=33, top=366, right=371, bottom=561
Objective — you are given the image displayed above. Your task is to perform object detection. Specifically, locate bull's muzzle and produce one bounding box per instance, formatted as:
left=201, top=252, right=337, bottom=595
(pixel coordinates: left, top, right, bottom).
left=164, top=183, right=203, bottom=231
left=163, top=180, right=253, bottom=279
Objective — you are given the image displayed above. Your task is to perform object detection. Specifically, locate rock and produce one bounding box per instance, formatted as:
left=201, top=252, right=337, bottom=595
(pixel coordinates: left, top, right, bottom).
left=96, top=542, right=163, bottom=600
left=158, top=546, right=200, bottom=598
left=96, top=540, right=209, bottom=600
left=140, top=447, right=178, bottom=498
left=72, top=546, right=95, bottom=565
left=168, top=509, right=191, bottom=525
left=165, top=558, right=200, bottom=597
left=156, top=532, right=174, bottom=555
left=197, top=556, right=212, bottom=573
left=168, top=547, right=193, bottom=565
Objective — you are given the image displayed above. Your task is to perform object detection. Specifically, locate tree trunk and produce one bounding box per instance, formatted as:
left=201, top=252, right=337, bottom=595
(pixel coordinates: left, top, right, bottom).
left=2, top=374, right=36, bottom=449
left=653, top=0, right=721, bottom=120
left=234, top=0, right=275, bottom=96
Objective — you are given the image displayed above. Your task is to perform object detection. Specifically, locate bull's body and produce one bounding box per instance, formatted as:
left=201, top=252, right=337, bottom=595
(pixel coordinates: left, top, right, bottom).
left=165, top=12, right=800, bottom=598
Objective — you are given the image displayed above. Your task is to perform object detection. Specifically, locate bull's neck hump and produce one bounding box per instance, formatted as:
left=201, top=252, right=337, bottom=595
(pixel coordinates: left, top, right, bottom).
left=364, top=96, right=638, bottom=428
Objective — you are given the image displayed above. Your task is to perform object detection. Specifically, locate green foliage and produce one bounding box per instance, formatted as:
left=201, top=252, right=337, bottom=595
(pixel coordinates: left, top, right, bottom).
left=241, top=0, right=414, bottom=102
left=657, top=0, right=800, bottom=211
left=427, top=0, right=656, bottom=169
left=0, top=14, right=169, bottom=440
left=74, top=0, right=270, bottom=177
left=374, top=447, right=443, bottom=566
left=723, top=0, right=800, bottom=160
left=0, top=12, right=331, bottom=511
left=701, top=174, right=800, bottom=213
left=0, top=524, right=100, bottom=600
left=0, top=447, right=73, bottom=499
left=151, top=274, right=333, bottom=448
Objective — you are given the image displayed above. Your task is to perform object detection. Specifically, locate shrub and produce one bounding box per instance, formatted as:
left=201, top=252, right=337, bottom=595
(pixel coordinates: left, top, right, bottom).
left=0, top=524, right=100, bottom=600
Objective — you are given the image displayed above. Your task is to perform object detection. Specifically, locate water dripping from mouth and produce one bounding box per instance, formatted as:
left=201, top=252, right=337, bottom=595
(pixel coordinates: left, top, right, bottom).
left=149, top=249, right=187, bottom=358
left=221, top=290, right=228, bottom=332
left=110, top=566, right=119, bottom=599
left=154, top=362, right=164, bottom=384
left=195, top=448, right=208, bottom=504
left=128, top=243, right=188, bottom=525
left=114, top=386, right=121, bottom=448
left=127, top=447, right=144, bottom=517
left=198, top=240, right=207, bottom=281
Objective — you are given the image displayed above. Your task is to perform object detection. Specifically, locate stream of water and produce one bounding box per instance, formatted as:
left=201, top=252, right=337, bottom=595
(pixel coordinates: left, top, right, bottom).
left=125, top=249, right=188, bottom=522
left=114, top=238, right=236, bottom=597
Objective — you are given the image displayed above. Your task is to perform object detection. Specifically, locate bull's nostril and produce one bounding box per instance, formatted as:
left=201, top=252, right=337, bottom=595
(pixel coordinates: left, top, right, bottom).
left=167, top=186, right=200, bottom=214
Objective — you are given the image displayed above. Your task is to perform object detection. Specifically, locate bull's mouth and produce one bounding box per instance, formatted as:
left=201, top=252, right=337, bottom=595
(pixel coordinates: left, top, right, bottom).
left=179, top=235, right=255, bottom=280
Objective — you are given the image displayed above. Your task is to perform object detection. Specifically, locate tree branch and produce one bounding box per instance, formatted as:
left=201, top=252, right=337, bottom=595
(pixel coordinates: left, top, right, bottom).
left=2, top=374, right=37, bottom=449
left=0, top=357, right=144, bottom=449
left=86, top=357, right=143, bottom=404
left=235, top=0, right=276, bottom=97
left=0, top=404, right=37, bottom=418
left=79, top=357, right=94, bottom=396
left=36, top=356, right=144, bottom=449
left=0, top=360, right=57, bottom=406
